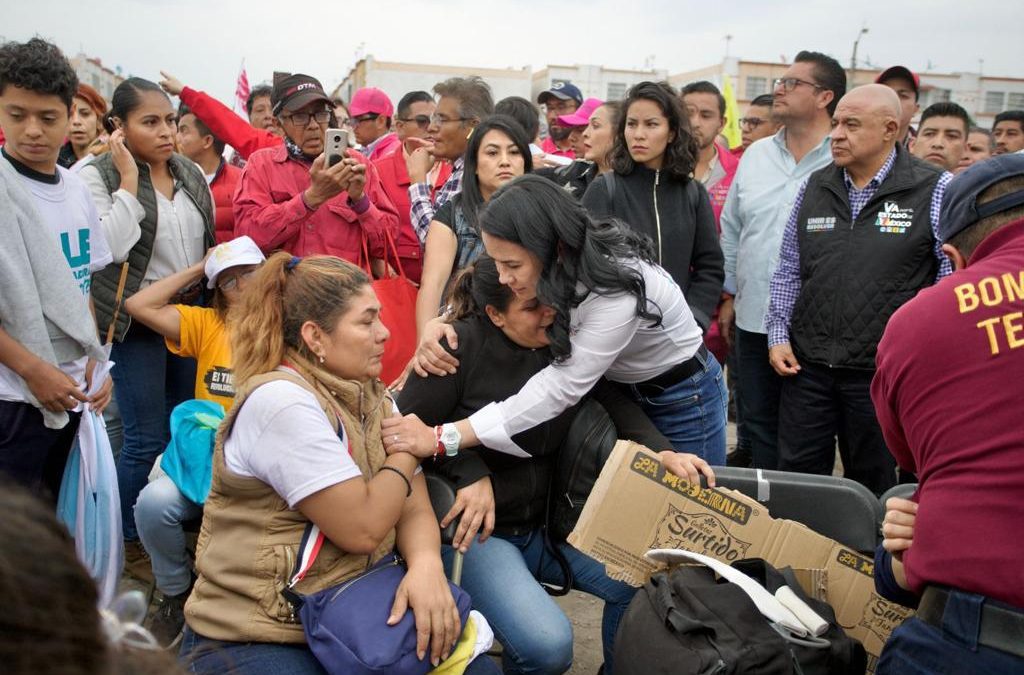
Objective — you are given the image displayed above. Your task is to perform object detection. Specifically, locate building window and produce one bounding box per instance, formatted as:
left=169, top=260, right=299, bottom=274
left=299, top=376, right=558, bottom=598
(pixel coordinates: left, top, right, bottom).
left=607, top=82, right=626, bottom=100
left=745, top=76, right=768, bottom=99
left=1008, top=92, right=1024, bottom=110
left=984, top=91, right=1006, bottom=114
left=929, top=88, right=951, bottom=104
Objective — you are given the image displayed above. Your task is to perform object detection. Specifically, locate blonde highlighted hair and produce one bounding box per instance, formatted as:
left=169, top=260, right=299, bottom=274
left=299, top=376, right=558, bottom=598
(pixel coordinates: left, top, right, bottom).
left=229, top=252, right=370, bottom=388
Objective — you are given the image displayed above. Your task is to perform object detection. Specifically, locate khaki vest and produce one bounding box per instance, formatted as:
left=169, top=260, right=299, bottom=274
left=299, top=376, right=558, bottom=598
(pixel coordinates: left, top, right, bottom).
left=184, top=369, right=396, bottom=643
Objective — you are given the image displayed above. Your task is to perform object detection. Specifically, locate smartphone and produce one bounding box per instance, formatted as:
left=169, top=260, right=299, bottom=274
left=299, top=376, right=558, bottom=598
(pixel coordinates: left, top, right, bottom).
left=325, top=128, right=349, bottom=167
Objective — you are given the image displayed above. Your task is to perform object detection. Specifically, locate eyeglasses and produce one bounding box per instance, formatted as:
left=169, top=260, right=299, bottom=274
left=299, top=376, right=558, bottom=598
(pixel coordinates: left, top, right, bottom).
left=352, top=113, right=380, bottom=124
left=739, top=117, right=769, bottom=129
left=282, top=110, right=331, bottom=127
left=217, top=268, right=257, bottom=292
left=398, top=114, right=431, bottom=130
left=430, top=113, right=471, bottom=126
left=773, top=77, right=823, bottom=93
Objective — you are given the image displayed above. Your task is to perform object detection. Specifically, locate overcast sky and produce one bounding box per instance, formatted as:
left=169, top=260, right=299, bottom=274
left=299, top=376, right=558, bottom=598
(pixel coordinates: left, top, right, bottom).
left=6, top=0, right=1021, bottom=105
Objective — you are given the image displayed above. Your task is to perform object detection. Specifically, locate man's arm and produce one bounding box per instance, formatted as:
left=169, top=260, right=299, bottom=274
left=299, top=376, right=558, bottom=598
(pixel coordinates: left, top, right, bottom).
left=764, top=181, right=807, bottom=376
left=0, top=327, right=86, bottom=412
left=929, top=172, right=954, bottom=281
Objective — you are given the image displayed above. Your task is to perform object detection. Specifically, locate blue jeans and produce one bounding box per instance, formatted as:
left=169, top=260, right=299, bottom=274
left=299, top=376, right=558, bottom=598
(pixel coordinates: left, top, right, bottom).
left=180, top=627, right=500, bottom=675
left=135, top=474, right=202, bottom=596
left=876, top=590, right=1024, bottom=674
left=623, top=349, right=728, bottom=465
left=443, top=529, right=638, bottom=674
left=112, top=322, right=195, bottom=540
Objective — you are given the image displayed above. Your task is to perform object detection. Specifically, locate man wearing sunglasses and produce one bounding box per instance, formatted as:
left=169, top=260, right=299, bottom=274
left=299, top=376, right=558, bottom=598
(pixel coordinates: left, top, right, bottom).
left=350, top=87, right=401, bottom=162
left=233, top=73, right=399, bottom=267
left=374, top=90, right=452, bottom=283
left=719, top=51, right=843, bottom=472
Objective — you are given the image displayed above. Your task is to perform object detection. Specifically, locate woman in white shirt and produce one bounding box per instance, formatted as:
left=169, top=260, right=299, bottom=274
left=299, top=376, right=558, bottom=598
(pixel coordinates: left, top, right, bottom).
left=79, top=77, right=214, bottom=577
left=384, top=174, right=728, bottom=464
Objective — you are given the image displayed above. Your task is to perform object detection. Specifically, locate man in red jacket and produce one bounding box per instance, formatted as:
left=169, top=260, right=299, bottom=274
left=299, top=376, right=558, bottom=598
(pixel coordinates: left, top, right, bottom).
left=231, top=73, right=398, bottom=264
left=176, top=104, right=241, bottom=243
left=373, top=90, right=452, bottom=283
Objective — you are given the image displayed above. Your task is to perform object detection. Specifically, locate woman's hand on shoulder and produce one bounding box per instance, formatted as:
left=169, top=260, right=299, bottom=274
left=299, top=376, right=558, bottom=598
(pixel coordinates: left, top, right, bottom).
left=382, top=414, right=438, bottom=459
left=388, top=559, right=460, bottom=666
left=412, top=317, right=460, bottom=378
left=445, top=476, right=495, bottom=553
left=659, top=450, right=716, bottom=488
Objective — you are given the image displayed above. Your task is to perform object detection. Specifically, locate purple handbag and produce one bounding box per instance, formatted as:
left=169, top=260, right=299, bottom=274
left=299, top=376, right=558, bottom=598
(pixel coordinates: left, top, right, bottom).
left=282, top=522, right=472, bottom=675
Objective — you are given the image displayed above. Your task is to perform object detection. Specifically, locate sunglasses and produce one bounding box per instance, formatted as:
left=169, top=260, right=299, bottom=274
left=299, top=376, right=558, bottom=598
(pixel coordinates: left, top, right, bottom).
left=398, top=114, right=431, bottom=130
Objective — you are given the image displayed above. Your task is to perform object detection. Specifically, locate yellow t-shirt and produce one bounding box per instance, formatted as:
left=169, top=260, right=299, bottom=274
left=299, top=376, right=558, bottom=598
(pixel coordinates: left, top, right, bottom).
left=166, top=305, right=235, bottom=411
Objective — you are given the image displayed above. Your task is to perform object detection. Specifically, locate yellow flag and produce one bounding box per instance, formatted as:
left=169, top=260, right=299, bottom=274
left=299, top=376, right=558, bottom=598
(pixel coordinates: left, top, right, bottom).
left=721, top=74, right=742, bottom=149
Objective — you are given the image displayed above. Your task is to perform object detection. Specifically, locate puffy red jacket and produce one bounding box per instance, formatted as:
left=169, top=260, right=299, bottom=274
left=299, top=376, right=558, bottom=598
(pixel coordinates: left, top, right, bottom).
left=372, top=147, right=452, bottom=284
left=210, top=159, right=241, bottom=243
left=233, top=144, right=399, bottom=264
left=179, top=87, right=280, bottom=161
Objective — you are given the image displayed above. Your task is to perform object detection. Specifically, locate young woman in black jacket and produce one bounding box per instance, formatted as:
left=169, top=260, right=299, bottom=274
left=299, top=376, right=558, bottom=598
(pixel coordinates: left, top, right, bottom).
left=581, top=81, right=724, bottom=330
left=397, top=257, right=713, bottom=675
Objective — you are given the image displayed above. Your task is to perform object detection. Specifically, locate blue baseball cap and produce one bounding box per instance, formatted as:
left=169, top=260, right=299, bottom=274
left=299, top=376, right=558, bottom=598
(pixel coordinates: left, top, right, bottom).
left=939, top=154, right=1024, bottom=242
left=538, top=81, right=583, bottom=107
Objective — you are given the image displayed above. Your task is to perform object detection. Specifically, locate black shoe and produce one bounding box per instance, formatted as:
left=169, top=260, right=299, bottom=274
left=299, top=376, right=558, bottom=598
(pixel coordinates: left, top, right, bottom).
left=150, top=588, right=190, bottom=648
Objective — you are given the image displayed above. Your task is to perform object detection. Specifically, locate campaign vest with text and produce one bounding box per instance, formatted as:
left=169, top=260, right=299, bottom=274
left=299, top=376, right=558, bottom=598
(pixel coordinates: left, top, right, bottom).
left=790, top=148, right=942, bottom=369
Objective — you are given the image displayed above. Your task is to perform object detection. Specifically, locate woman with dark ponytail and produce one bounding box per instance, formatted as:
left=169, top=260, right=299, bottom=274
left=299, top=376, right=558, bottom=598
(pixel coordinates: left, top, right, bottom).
left=386, top=174, right=727, bottom=468
left=79, top=77, right=215, bottom=580
left=398, top=256, right=709, bottom=674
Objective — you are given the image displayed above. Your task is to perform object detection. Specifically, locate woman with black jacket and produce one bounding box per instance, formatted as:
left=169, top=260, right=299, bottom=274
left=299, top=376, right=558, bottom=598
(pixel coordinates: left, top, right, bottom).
left=398, top=257, right=712, bottom=675
left=582, top=81, right=724, bottom=330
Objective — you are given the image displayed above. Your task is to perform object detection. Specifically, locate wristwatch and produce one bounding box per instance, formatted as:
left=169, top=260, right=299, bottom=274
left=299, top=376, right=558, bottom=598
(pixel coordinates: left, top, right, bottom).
left=435, top=423, right=461, bottom=458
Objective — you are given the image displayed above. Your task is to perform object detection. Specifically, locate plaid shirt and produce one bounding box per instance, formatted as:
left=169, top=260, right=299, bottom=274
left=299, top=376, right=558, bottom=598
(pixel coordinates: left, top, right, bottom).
left=766, top=149, right=953, bottom=347
left=408, top=157, right=464, bottom=244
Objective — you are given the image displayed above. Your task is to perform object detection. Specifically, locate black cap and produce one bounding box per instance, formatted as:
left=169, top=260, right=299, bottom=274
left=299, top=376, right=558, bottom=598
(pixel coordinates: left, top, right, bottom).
left=939, top=154, right=1024, bottom=242
left=271, top=72, right=332, bottom=115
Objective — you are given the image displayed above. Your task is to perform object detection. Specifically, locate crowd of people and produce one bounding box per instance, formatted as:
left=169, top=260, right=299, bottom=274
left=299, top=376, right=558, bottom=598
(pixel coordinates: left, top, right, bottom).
left=1, top=35, right=1022, bottom=675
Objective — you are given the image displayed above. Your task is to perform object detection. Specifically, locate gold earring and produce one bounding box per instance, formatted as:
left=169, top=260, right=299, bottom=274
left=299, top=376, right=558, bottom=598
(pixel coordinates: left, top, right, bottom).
left=318, top=354, right=325, bottom=364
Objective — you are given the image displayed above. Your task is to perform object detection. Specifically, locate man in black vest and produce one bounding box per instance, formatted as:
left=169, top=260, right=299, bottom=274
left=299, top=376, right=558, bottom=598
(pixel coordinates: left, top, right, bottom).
left=764, top=84, right=953, bottom=495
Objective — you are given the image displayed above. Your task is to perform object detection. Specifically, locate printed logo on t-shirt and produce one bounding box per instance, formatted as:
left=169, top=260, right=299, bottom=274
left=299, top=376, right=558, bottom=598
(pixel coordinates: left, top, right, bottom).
left=875, top=202, right=914, bottom=234
left=61, top=228, right=94, bottom=294
left=804, top=216, right=836, bottom=233
left=204, top=366, right=235, bottom=399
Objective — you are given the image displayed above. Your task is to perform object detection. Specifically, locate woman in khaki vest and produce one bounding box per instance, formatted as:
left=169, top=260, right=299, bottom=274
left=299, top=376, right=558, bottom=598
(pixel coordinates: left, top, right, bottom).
left=180, top=252, right=463, bottom=674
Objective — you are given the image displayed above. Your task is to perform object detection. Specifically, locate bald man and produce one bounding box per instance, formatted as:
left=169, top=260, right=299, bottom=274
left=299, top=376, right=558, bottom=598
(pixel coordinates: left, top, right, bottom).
left=764, top=84, right=954, bottom=495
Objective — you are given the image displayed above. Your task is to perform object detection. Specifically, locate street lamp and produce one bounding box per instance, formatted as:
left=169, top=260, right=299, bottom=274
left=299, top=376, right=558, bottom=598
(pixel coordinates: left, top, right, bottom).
left=850, top=26, right=869, bottom=85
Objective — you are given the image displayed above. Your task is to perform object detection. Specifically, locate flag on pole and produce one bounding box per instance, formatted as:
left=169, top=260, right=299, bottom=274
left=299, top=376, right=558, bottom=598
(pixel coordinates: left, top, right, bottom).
left=721, top=73, right=742, bottom=150
left=234, top=60, right=250, bottom=117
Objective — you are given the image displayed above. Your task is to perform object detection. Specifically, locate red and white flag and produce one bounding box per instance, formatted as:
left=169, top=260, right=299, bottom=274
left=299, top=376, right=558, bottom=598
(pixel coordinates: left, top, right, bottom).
left=234, top=61, right=250, bottom=116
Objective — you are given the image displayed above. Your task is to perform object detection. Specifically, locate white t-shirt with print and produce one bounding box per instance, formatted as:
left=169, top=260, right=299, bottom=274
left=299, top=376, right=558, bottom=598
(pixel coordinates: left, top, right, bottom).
left=0, top=161, right=113, bottom=403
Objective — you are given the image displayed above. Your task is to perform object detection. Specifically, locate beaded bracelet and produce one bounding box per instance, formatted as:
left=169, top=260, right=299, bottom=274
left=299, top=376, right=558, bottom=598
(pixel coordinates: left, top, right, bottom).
left=379, top=466, right=412, bottom=497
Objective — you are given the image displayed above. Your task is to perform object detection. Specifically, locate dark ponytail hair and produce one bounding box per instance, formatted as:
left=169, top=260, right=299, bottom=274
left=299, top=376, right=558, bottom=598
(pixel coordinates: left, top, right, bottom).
left=478, top=174, right=661, bottom=361
left=610, top=81, right=698, bottom=182
left=446, top=256, right=513, bottom=321
left=102, top=77, right=168, bottom=134
left=461, top=114, right=534, bottom=229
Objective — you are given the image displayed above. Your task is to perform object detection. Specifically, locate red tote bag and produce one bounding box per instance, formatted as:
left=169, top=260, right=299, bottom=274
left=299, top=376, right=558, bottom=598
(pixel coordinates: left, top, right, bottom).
left=362, top=230, right=418, bottom=385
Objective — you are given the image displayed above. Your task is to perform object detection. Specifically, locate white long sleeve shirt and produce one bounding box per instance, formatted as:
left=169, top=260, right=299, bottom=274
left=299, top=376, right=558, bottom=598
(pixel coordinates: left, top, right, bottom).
left=468, top=260, right=703, bottom=457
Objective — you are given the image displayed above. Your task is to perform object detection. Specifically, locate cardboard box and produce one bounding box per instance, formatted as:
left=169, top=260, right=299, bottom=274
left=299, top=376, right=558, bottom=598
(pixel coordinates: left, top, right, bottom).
left=568, top=441, right=913, bottom=674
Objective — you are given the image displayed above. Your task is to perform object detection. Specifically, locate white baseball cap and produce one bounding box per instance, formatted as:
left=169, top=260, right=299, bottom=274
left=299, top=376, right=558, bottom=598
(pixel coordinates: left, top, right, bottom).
left=205, top=236, right=267, bottom=289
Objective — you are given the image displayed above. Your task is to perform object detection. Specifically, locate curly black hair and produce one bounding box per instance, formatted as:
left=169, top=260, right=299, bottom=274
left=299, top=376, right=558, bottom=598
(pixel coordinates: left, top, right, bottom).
left=610, top=81, right=699, bottom=183
left=0, top=38, right=78, bottom=109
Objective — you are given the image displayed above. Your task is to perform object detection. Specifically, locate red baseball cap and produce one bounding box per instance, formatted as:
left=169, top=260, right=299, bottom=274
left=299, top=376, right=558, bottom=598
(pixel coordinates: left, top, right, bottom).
left=876, top=66, right=920, bottom=97
left=350, top=87, right=394, bottom=118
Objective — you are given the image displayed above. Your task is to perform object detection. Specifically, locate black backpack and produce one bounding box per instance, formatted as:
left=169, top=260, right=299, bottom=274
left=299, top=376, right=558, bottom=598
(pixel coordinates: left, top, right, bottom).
left=613, top=559, right=866, bottom=675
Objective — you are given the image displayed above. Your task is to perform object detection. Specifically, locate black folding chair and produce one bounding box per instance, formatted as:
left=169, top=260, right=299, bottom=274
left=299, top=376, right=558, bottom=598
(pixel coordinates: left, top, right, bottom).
left=879, top=483, right=918, bottom=508
left=425, top=473, right=464, bottom=584
left=709, top=467, right=884, bottom=554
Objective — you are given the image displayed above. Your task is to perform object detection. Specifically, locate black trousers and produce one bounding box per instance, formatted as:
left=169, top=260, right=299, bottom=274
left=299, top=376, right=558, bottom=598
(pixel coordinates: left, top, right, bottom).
left=736, top=329, right=783, bottom=469
left=0, top=400, right=81, bottom=503
left=777, top=359, right=896, bottom=495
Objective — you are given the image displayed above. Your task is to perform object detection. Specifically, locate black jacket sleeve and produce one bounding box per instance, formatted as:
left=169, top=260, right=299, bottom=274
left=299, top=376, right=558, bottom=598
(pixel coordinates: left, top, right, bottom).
left=581, top=172, right=613, bottom=218
left=686, top=180, right=725, bottom=330
left=589, top=379, right=673, bottom=451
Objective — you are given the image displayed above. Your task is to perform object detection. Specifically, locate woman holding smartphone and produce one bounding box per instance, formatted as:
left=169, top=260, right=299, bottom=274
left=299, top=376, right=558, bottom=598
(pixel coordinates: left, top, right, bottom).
left=80, top=77, right=214, bottom=581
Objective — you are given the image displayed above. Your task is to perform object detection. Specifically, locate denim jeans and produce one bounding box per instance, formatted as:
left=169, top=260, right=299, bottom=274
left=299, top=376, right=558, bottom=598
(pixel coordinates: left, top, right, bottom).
left=135, top=474, right=202, bottom=595
left=876, top=590, right=1024, bottom=674
left=180, top=627, right=501, bottom=675
left=443, top=529, right=638, bottom=674
left=622, top=349, right=728, bottom=465
left=736, top=328, right=783, bottom=469
left=112, top=322, right=195, bottom=540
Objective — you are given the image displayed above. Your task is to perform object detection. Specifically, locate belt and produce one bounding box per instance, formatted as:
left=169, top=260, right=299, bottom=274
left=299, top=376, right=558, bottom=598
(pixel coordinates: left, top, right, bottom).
left=917, top=586, right=1024, bottom=658
left=632, top=344, right=709, bottom=395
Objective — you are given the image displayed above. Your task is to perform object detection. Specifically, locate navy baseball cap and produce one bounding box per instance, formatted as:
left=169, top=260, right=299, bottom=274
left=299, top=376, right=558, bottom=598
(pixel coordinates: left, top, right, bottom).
left=939, top=154, right=1024, bottom=242
left=538, top=81, right=583, bottom=107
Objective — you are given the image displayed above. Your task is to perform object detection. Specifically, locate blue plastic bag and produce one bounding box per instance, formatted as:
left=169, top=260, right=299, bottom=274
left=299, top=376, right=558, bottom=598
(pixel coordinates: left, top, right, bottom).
left=160, top=399, right=225, bottom=505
